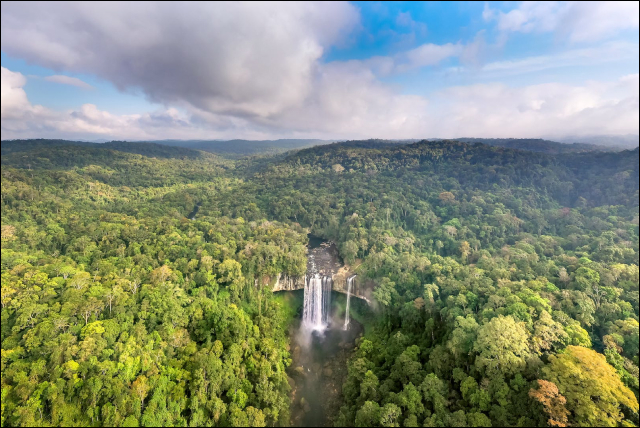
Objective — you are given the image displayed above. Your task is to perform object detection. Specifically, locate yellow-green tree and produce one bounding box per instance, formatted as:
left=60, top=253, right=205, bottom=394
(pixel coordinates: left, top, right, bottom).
left=543, top=346, right=638, bottom=427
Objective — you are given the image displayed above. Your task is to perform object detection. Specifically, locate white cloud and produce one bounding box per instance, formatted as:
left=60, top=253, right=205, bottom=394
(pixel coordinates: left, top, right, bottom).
left=350, top=42, right=463, bottom=77
left=482, top=2, right=495, bottom=22
left=1, top=66, right=31, bottom=119
left=0, top=1, right=459, bottom=139
left=477, top=41, right=638, bottom=77
left=395, top=11, right=428, bottom=37
left=44, top=75, right=93, bottom=89
left=1, top=66, right=51, bottom=132
left=0, top=67, right=216, bottom=140
left=487, top=1, right=639, bottom=42
left=1, top=2, right=359, bottom=119
left=428, top=74, right=639, bottom=138
left=0, top=2, right=638, bottom=141
left=263, top=61, right=429, bottom=137
left=2, top=65, right=637, bottom=141
left=403, top=43, right=462, bottom=70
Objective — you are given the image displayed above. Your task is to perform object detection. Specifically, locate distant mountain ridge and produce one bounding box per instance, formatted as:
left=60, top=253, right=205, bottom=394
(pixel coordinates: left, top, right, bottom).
left=2, top=135, right=633, bottom=160
left=1, top=139, right=206, bottom=159
left=556, top=134, right=639, bottom=149
left=444, top=138, right=631, bottom=154
left=151, top=138, right=335, bottom=157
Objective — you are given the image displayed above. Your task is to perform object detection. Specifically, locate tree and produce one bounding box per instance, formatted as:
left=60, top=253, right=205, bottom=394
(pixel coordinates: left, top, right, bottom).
left=355, top=401, right=381, bottom=427
left=466, top=412, right=491, bottom=427
left=474, top=315, right=531, bottom=377
left=150, top=264, right=173, bottom=285
left=379, top=403, right=401, bottom=427
left=439, top=191, right=455, bottom=204
left=396, top=383, right=423, bottom=418
left=531, top=311, right=568, bottom=355
left=132, top=375, right=150, bottom=409
left=69, top=271, right=91, bottom=290
left=543, top=346, right=639, bottom=427
left=460, top=241, right=471, bottom=262
left=373, top=277, right=396, bottom=308
left=359, top=371, right=379, bottom=403
left=245, top=407, right=266, bottom=427
left=217, top=259, right=243, bottom=284
left=424, top=283, right=439, bottom=305
left=558, top=267, right=570, bottom=286
left=343, top=240, right=359, bottom=265
left=529, top=380, right=570, bottom=427
left=421, top=373, right=448, bottom=415
left=447, top=315, right=479, bottom=363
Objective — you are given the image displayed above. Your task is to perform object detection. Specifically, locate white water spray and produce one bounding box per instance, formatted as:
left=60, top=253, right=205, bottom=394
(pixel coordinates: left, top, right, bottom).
left=343, top=275, right=356, bottom=330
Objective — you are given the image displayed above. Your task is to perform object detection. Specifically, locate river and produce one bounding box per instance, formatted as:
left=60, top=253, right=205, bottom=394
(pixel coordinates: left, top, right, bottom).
left=283, top=235, right=367, bottom=426
left=287, top=292, right=364, bottom=427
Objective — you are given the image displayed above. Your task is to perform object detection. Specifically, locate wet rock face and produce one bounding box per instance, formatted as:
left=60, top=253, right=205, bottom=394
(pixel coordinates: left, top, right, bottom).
left=307, top=241, right=342, bottom=276
left=272, top=273, right=305, bottom=292
left=272, top=238, right=370, bottom=304
left=272, top=239, right=342, bottom=292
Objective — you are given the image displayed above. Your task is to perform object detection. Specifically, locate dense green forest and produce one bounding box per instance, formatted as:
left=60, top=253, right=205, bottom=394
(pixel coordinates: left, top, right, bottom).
left=7, top=135, right=632, bottom=161
left=452, top=138, right=633, bottom=154
left=151, top=139, right=334, bottom=158
left=0, top=138, right=335, bottom=160
left=1, top=138, right=638, bottom=427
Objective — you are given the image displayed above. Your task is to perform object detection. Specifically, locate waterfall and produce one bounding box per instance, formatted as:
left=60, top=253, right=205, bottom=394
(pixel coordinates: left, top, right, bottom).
left=303, top=274, right=332, bottom=331
left=343, top=275, right=356, bottom=330
left=322, top=276, right=331, bottom=324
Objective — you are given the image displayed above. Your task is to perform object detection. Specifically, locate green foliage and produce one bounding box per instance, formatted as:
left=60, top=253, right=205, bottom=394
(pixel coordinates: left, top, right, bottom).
left=474, top=315, right=531, bottom=377
left=2, top=138, right=639, bottom=427
left=544, top=346, right=639, bottom=426
left=1, top=143, right=308, bottom=426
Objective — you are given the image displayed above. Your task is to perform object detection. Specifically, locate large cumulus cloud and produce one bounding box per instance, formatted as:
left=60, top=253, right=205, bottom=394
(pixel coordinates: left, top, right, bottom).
left=1, top=2, right=360, bottom=118
left=1, top=2, right=638, bottom=140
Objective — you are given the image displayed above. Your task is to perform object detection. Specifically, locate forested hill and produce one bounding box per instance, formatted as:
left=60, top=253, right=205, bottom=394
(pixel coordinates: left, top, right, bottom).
left=1, top=141, right=306, bottom=426
left=150, top=137, right=626, bottom=156
left=261, top=139, right=639, bottom=207
left=1, top=138, right=639, bottom=427
left=213, top=138, right=639, bottom=427
left=1, top=139, right=208, bottom=159
left=151, top=137, right=628, bottom=156
left=151, top=138, right=334, bottom=158
left=3, top=136, right=624, bottom=161
left=453, top=137, right=631, bottom=153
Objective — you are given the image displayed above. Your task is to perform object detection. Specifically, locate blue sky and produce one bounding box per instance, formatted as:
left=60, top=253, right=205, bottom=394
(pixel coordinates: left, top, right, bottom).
left=1, top=1, right=638, bottom=140
left=1, top=52, right=154, bottom=114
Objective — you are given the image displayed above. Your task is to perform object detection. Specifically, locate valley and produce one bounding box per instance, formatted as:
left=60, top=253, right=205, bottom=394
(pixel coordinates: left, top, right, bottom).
left=1, top=138, right=638, bottom=427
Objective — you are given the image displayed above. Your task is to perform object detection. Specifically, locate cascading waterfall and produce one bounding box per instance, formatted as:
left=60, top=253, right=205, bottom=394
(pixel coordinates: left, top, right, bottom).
left=322, top=276, right=331, bottom=325
left=302, top=274, right=332, bottom=331
left=343, top=275, right=356, bottom=330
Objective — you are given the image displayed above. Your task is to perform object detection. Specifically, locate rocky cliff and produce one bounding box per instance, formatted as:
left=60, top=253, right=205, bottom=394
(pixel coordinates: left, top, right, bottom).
left=271, top=239, right=371, bottom=303
left=272, top=273, right=305, bottom=292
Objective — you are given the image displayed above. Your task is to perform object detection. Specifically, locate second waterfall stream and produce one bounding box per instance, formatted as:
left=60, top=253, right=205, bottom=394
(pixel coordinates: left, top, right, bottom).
left=343, top=275, right=356, bottom=330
